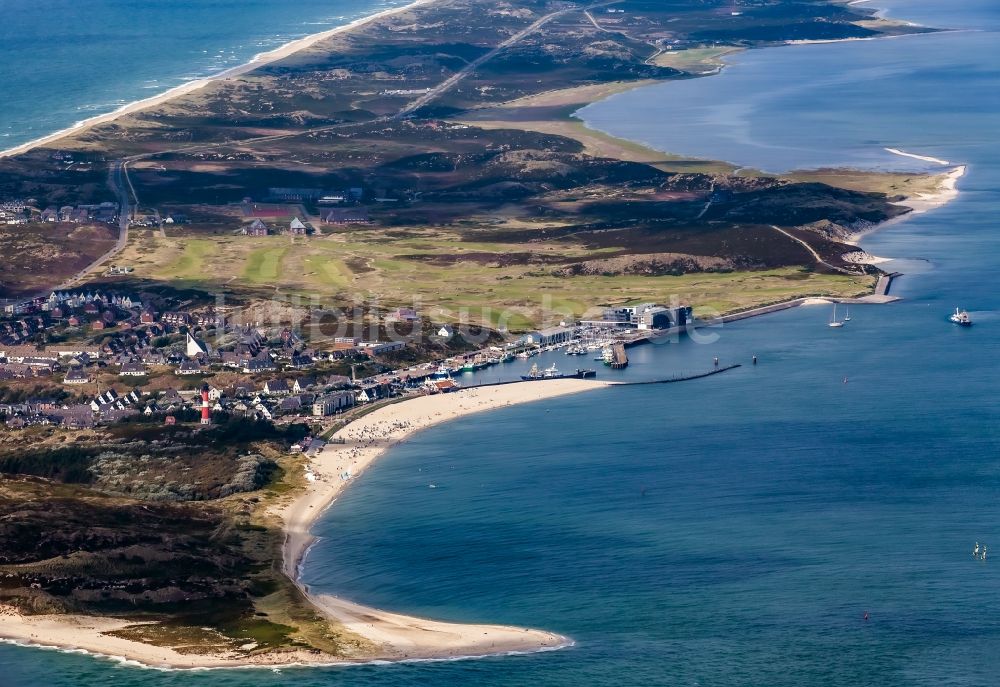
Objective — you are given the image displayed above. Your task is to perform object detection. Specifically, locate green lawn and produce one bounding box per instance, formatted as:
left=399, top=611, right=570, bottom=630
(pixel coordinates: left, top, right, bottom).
left=243, top=246, right=289, bottom=284
left=165, top=239, right=218, bottom=280
left=301, top=254, right=352, bottom=290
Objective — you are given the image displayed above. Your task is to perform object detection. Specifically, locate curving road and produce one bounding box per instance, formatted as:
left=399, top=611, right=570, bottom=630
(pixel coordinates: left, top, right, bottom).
left=770, top=224, right=856, bottom=274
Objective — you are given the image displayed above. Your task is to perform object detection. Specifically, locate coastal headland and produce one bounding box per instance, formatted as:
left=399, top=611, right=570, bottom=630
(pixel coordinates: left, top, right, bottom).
left=0, top=379, right=609, bottom=668
left=0, top=0, right=964, bottom=672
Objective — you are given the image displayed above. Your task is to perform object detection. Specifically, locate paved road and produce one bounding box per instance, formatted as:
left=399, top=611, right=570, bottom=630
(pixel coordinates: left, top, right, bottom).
left=63, top=160, right=132, bottom=288
left=110, top=2, right=610, bottom=165
left=695, top=182, right=715, bottom=219
left=584, top=9, right=613, bottom=34
left=13, top=161, right=131, bottom=306
left=396, top=7, right=576, bottom=118
left=399, top=1, right=621, bottom=117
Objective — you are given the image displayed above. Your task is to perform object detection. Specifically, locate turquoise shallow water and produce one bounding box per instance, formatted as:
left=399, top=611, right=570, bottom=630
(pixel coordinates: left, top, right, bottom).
left=0, top=0, right=407, bottom=150
left=4, top=0, right=1000, bottom=684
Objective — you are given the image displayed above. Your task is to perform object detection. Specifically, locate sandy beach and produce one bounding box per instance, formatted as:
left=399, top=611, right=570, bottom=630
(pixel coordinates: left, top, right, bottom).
left=840, top=163, right=967, bottom=248
left=277, top=379, right=612, bottom=659
left=0, top=609, right=322, bottom=669
left=893, top=164, right=966, bottom=214
left=0, top=379, right=610, bottom=669
left=0, top=0, right=437, bottom=159
left=0, top=0, right=971, bottom=669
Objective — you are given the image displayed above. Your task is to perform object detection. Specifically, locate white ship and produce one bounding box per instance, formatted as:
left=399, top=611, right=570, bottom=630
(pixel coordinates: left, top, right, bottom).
left=949, top=308, right=972, bottom=326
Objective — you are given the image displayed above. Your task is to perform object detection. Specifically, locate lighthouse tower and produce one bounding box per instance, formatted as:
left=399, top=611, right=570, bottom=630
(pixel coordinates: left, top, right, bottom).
left=200, top=383, right=211, bottom=425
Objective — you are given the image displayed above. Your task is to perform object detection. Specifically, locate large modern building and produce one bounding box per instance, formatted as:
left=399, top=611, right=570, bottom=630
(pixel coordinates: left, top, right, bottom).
left=580, top=303, right=692, bottom=331
left=525, top=326, right=574, bottom=347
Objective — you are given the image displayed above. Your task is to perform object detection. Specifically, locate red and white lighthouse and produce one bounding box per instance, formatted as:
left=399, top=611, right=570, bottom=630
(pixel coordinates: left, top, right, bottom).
left=200, top=383, right=211, bottom=425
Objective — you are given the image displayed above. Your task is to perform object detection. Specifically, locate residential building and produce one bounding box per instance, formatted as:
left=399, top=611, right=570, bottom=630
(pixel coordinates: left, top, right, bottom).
left=323, top=207, right=370, bottom=225
left=242, top=218, right=269, bottom=236
left=63, top=368, right=90, bottom=385
left=119, top=360, right=146, bottom=377
left=312, top=391, right=355, bottom=416
left=264, top=378, right=290, bottom=395
left=176, top=360, right=203, bottom=375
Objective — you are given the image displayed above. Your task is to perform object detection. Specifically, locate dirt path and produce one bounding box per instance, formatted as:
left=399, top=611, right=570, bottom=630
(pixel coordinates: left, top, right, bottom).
left=770, top=224, right=854, bottom=274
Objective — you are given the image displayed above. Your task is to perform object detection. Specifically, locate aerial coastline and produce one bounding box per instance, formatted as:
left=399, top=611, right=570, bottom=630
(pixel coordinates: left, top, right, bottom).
left=0, top=0, right=437, bottom=160
left=2, top=0, right=997, bottom=682
left=0, top=379, right=609, bottom=669
left=0, top=0, right=945, bottom=311
left=277, top=379, right=614, bottom=663
left=0, top=0, right=967, bottom=673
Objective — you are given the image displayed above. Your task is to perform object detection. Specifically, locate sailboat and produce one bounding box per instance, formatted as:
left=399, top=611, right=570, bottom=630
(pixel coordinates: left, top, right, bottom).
left=829, top=304, right=845, bottom=328
left=843, top=305, right=851, bottom=322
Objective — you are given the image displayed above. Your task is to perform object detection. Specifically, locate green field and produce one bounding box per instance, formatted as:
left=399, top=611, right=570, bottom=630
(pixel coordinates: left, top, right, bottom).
left=163, top=239, right=219, bottom=281
left=243, top=245, right=289, bottom=284
left=116, top=229, right=874, bottom=330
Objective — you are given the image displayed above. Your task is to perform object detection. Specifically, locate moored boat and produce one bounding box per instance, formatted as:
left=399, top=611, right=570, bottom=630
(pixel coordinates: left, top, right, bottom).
left=829, top=304, right=845, bottom=328
left=521, top=364, right=597, bottom=381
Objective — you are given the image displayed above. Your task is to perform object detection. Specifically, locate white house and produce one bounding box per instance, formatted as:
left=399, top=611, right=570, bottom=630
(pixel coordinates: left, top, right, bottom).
left=263, top=379, right=290, bottom=395
left=186, top=333, right=210, bottom=358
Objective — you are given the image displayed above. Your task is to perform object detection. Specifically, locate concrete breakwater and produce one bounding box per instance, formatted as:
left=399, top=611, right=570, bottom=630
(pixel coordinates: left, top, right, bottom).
left=465, top=364, right=740, bottom=390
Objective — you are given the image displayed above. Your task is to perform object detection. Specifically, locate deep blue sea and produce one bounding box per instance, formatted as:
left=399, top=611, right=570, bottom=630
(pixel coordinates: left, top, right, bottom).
left=3, top=0, right=1000, bottom=685
left=0, top=0, right=407, bottom=151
